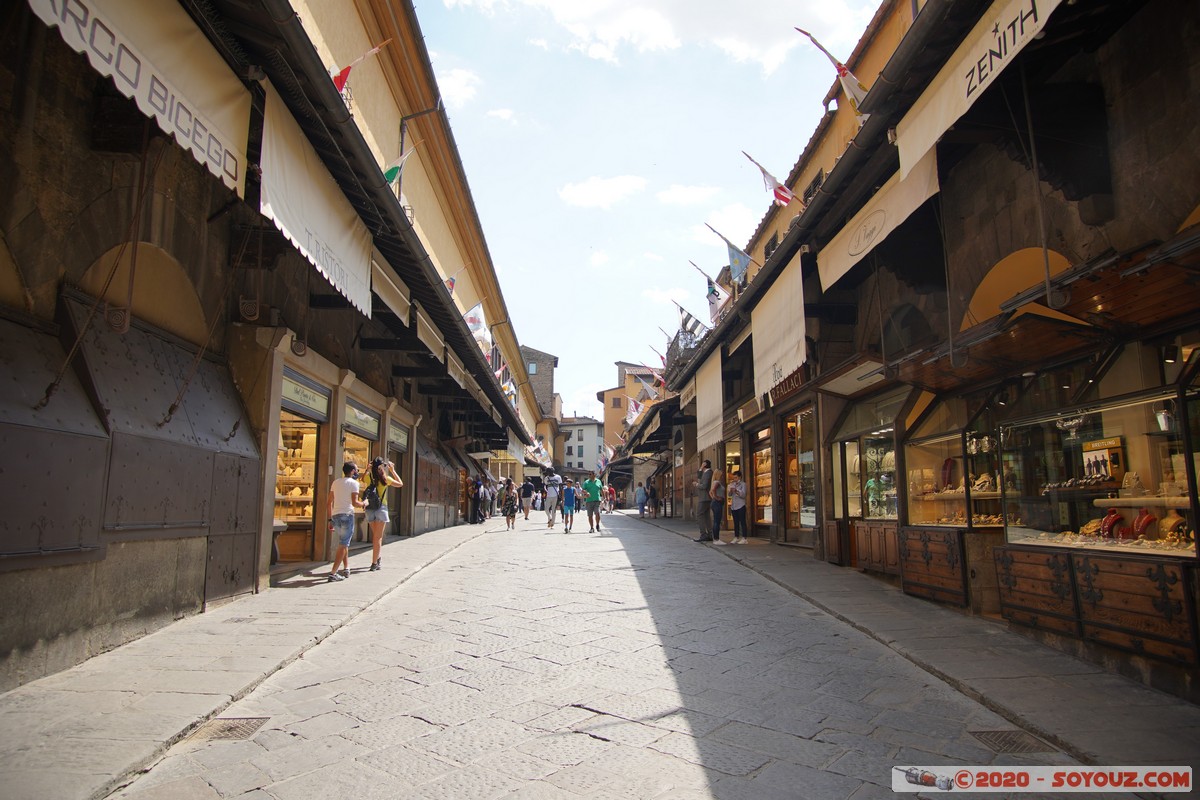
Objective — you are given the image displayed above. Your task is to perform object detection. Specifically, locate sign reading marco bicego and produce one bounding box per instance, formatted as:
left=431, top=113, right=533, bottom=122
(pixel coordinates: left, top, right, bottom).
left=28, top=0, right=250, bottom=195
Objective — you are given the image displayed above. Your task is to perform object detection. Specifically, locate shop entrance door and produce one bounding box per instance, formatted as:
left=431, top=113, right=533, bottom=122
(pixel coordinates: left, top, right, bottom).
left=275, top=412, right=321, bottom=561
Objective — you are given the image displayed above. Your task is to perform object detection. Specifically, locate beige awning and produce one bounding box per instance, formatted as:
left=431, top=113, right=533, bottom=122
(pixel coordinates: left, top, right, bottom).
left=819, top=149, right=939, bottom=291
left=895, top=0, right=1064, bottom=179
left=679, top=376, right=696, bottom=409
left=695, top=352, right=723, bottom=452
left=752, top=248, right=806, bottom=402
left=29, top=0, right=251, bottom=196
left=446, top=349, right=466, bottom=389
left=415, top=307, right=445, bottom=363
left=371, top=259, right=410, bottom=326
left=260, top=83, right=372, bottom=313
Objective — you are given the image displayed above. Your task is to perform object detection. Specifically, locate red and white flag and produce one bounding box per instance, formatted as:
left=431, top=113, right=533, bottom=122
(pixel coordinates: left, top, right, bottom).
left=795, top=28, right=870, bottom=124
left=332, top=39, right=392, bottom=93
left=743, top=151, right=796, bottom=207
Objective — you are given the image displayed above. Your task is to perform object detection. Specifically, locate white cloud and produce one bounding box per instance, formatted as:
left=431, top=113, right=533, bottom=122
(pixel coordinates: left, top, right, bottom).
left=692, top=203, right=759, bottom=249
left=656, top=184, right=720, bottom=206
left=455, top=0, right=875, bottom=73
left=590, top=251, right=610, bottom=266
left=558, top=175, right=647, bottom=209
left=486, top=108, right=517, bottom=123
left=438, top=67, right=482, bottom=109
left=643, top=286, right=689, bottom=307
left=642, top=252, right=664, bottom=262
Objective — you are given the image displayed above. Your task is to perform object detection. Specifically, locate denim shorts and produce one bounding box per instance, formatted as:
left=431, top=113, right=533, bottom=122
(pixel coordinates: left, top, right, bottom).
left=365, top=506, right=389, bottom=524
left=331, top=513, right=355, bottom=547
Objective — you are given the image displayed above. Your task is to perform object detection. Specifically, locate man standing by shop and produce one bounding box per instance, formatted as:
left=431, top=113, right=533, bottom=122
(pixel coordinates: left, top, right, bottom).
left=582, top=470, right=605, bottom=533
left=692, top=459, right=714, bottom=543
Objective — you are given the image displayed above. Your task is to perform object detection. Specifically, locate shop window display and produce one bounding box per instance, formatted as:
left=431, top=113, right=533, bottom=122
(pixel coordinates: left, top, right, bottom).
left=275, top=412, right=319, bottom=560
left=905, top=398, right=1005, bottom=528
left=785, top=409, right=817, bottom=529
left=752, top=428, right=772, bottom=525
left=1002, top=392, right=1196, bottom=555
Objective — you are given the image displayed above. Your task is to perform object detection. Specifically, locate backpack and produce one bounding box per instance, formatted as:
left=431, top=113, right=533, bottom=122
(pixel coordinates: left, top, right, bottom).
left=362, top=481, right=382, bottom=510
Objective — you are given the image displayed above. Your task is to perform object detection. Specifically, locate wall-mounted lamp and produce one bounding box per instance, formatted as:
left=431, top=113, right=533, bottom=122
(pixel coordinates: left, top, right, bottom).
left=1163, top=345, right=1180, bottom=364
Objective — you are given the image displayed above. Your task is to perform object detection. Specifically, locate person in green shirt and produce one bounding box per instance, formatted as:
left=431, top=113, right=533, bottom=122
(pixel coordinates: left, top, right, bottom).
left=582, top=471, right=605, bottom=533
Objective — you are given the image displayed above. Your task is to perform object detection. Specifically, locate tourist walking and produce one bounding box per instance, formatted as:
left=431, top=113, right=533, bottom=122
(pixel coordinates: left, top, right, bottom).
left=326, top=462, right=362, bottom=582
left=544, top=469, right=563, bottom=527
left=502, top=478, right=518, bottom=530
left=561, top=478, right=577, bottom=533
left=520, top=477, right=534, bottom=519
left=634, top=481, right=648, bottom=518
left=582, top=470, right=604, bottom=533
left=647, top=482, right=658, bottom=518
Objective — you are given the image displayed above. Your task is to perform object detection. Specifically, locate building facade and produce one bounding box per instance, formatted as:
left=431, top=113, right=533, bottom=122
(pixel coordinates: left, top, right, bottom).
left=624, top=0, right=1200, bottom=699
left=0, top=0, right=539, bottom=690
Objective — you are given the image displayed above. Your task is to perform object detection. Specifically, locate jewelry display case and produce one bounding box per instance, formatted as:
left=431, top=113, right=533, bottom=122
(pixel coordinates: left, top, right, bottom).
left=1001, top=392, right=1196, bottom=556
left=905, top=398, right=1006, bottom=530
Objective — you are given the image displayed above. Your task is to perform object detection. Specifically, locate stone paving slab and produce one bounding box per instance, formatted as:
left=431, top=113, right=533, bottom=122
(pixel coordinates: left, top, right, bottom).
left=2, top=512, right=1199, bottom=800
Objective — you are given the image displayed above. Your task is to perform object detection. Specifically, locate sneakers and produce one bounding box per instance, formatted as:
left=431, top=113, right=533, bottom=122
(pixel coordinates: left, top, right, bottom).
left=327, top=572, right=345, bottom=582
left=369, top=561, right=380, bottom=571
left=734, top=537, right=747, bottom=544
left=712, top=540, right=727, bottom=546
left=340, top=568, right=350, bottom=578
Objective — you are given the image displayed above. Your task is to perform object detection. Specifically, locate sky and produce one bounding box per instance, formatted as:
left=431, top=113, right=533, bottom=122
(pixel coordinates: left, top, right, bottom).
left=415, top=0, right=879, bottom=422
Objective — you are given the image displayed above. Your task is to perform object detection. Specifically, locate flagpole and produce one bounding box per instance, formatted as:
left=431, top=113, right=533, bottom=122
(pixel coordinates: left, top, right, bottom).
left=689, top=260, right=712, bottom=280
left=705, top=223, right=763, bottom=268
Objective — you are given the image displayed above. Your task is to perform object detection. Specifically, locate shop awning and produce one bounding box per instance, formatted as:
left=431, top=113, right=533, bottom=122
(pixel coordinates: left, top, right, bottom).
left=819, top=149, right=939, bottom=291
left=695, top=352, right=723, bottom=452
left=648, top=459, right=673, bottom=479
left=261, top=83, right=371, bottom=313
left=630, top=398, right=679, bottom=455
left=895, top=0, right=1064, bottom=180
left=29, top=0, right=251, bottom=197
left=371, top=259, right=411, bottom=326
left=893, top=308, right=1108, bottom=393
left=811, top=357, right=890, bottom=399
left=752, top=247, right=806, bottom=402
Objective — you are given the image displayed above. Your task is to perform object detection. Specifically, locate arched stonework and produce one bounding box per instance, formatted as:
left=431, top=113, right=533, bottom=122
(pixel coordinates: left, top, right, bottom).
left=962, top=247, right=1072, bottom=330
left=77, top=243, right=208, bottom=346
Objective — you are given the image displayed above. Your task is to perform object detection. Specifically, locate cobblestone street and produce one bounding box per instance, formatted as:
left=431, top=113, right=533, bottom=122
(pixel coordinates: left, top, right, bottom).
left=112, top=513, right=1088, bottom=800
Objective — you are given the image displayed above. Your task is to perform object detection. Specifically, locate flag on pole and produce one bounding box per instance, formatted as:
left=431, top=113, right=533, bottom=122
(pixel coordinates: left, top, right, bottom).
left=493, top=361, right=506, bottom=381
left=332, top=39, right=392, bottom=92
left=445, top=276, right=455, bottom=294
left=641, top=363, right=665, bottom=386
left=636, top=374, right=660, bottom=399
left=625, top=397, right=644, bottom=425
left=464, top=302, right=491, bottom=352
left=650, top=345, right=667, bottom=367
left=706, top=276, right=731, bottom=323
left=675, top=302, right=708, bottom=338
left=795, top=28, right=870, bottom=125
left=705, top=224, right=753, bottom=285
left=742, top=151, right=797, bottom=207
left=382, top=143, right=420, bottom=184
